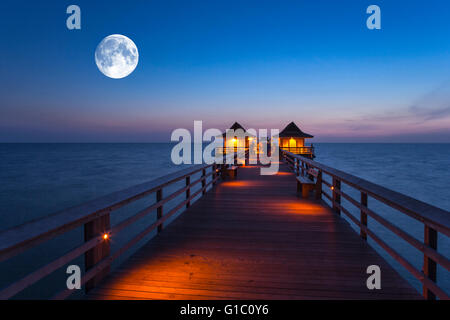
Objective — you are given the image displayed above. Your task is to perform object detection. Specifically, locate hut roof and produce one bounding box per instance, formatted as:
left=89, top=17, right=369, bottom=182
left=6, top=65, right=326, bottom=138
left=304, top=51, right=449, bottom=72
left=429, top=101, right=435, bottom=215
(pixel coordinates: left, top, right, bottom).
left=276, top=122, right=314, bottom=138
left=229, top=122, right=246, bottom=131
left=220, top=122, right=255, bottom=137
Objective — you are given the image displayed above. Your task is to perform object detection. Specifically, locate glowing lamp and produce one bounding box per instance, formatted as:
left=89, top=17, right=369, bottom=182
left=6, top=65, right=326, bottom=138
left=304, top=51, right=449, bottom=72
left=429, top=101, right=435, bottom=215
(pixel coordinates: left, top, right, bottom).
left=103, top=233, right=109, bottom=240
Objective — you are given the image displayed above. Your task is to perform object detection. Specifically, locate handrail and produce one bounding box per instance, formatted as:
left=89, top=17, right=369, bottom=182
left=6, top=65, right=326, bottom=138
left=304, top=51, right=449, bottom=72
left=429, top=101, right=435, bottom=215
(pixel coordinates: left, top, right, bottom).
left=216, top=147, right=250, bottom=153
left=0, top=164, right=212, bottom=262
left=281, top=150, right=450, bottom=300
left=0, top=162, right=223, bottom=299
left=280, top=146, right=314, bottom=154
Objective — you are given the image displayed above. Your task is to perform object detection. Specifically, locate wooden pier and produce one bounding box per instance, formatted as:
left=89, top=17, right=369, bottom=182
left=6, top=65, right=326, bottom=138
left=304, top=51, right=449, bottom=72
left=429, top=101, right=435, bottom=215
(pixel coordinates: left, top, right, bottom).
left=87, top=164, right=419, bottom=299
left=0, top=151, right=449, bottom=300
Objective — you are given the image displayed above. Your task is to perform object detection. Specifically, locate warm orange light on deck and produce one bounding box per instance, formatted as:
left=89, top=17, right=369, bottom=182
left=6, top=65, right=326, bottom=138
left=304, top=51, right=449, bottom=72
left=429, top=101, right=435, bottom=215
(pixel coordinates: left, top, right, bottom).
left=279, top=201, right=330, bottom=216
left=331, top=186, right=334, bottom=190
left=220, top=180, right=266, bottom=188
left=103, top=233, right=109, bottom=240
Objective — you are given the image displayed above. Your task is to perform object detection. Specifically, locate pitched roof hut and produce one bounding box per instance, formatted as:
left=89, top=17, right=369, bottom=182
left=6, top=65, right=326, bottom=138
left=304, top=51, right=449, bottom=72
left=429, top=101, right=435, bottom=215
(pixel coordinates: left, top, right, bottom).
left=276, top=122, right=314, bottom=158
left=278, top=122, right=314, bottom=138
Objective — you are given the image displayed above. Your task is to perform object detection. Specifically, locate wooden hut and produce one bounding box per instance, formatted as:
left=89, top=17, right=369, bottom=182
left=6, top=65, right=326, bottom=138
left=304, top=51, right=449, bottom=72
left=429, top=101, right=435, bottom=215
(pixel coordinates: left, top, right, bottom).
left=276, top=122, right=315, bottom=158
left=220, top=122, right=254, bottom=154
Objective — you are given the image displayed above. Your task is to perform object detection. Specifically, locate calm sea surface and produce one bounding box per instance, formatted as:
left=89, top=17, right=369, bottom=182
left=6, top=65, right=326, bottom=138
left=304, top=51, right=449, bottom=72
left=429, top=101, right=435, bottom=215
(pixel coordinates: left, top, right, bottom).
left=0, top=143, right=448, bottom=298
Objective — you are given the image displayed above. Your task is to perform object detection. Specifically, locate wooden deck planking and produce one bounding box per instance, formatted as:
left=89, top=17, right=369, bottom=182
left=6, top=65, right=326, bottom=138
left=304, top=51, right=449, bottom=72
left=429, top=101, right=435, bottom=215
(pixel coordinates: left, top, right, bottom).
left=88, top=164, right=421, bottom=300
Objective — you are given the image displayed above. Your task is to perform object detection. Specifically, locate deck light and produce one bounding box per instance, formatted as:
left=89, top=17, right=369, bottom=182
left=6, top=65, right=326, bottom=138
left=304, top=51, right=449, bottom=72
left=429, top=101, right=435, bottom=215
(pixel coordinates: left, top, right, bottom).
left=331, top=186, right=334, bottom=190
left=103, top=233, right=109, bottom=240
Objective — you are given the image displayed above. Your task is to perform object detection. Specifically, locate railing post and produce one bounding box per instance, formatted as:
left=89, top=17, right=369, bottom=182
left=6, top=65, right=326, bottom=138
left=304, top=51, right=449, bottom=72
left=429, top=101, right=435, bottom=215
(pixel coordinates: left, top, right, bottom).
left=84, top=212, right=110, bottom=292
left=295, top=159, right=299, bottom=176
left=220, top=163, right=227, bottom=179
left=212, top=164, right=217, bottom=185
left=360, top=192, right=368, bottom=240
left=245, top=148, right=249, bottom=166
left=157, top=188, right=163, bottom=233
left=423, top=225, right=437, bottom=300
left=332, top=178, right=341, bottom=215
left=315, top=170, right=322, bottom=200
left=186, top=176, right=191, bottom=208
left=301, top=161, right=305, bottom=176
left=202, top=169, right=206, bottom=195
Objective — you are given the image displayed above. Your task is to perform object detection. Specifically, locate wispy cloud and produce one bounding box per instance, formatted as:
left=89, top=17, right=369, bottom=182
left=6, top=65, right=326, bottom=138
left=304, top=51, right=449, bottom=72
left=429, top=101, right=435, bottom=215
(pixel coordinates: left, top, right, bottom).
left=308, top=82, right=450, bottom=142
left=352, top=84, right=450, bottom=124
left=408, top=105, right=450, bottom=121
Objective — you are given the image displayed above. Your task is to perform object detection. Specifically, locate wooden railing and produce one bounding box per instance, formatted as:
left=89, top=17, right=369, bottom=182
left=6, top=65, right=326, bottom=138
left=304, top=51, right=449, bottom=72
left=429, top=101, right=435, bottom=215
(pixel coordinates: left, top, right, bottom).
left=0, top=163, right=223, bottom=299
left=282, top=150, right=450, bottom=300
left=216, top=147, right=250, bottom=154
left=280, top=146, right=314, bottom=156
left=215, top=147, right=252, bottom=165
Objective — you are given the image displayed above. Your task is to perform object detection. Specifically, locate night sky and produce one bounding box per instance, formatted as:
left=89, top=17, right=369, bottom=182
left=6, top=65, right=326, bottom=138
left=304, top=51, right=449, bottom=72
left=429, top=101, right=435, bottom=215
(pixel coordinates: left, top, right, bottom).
left=1, top=0, right=449, bottom=142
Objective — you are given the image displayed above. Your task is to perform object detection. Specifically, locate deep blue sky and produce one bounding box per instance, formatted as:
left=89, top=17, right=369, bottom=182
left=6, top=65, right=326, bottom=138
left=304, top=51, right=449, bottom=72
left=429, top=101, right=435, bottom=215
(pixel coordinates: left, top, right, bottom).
left=0, top=0, right=449, bottom=142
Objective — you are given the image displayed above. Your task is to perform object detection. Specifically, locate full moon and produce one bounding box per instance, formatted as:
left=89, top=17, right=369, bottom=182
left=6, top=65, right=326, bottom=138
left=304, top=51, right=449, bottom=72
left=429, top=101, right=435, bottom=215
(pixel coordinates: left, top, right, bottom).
left=95, top=34, right=139, bottom=79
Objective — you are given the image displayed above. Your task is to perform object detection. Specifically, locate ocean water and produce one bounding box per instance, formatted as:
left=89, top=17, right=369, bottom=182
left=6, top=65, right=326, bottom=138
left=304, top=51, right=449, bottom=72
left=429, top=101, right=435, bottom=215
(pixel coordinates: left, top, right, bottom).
left=0, top=143, right=184, bottom=230
left=0, top=143, right=448, bottom=298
